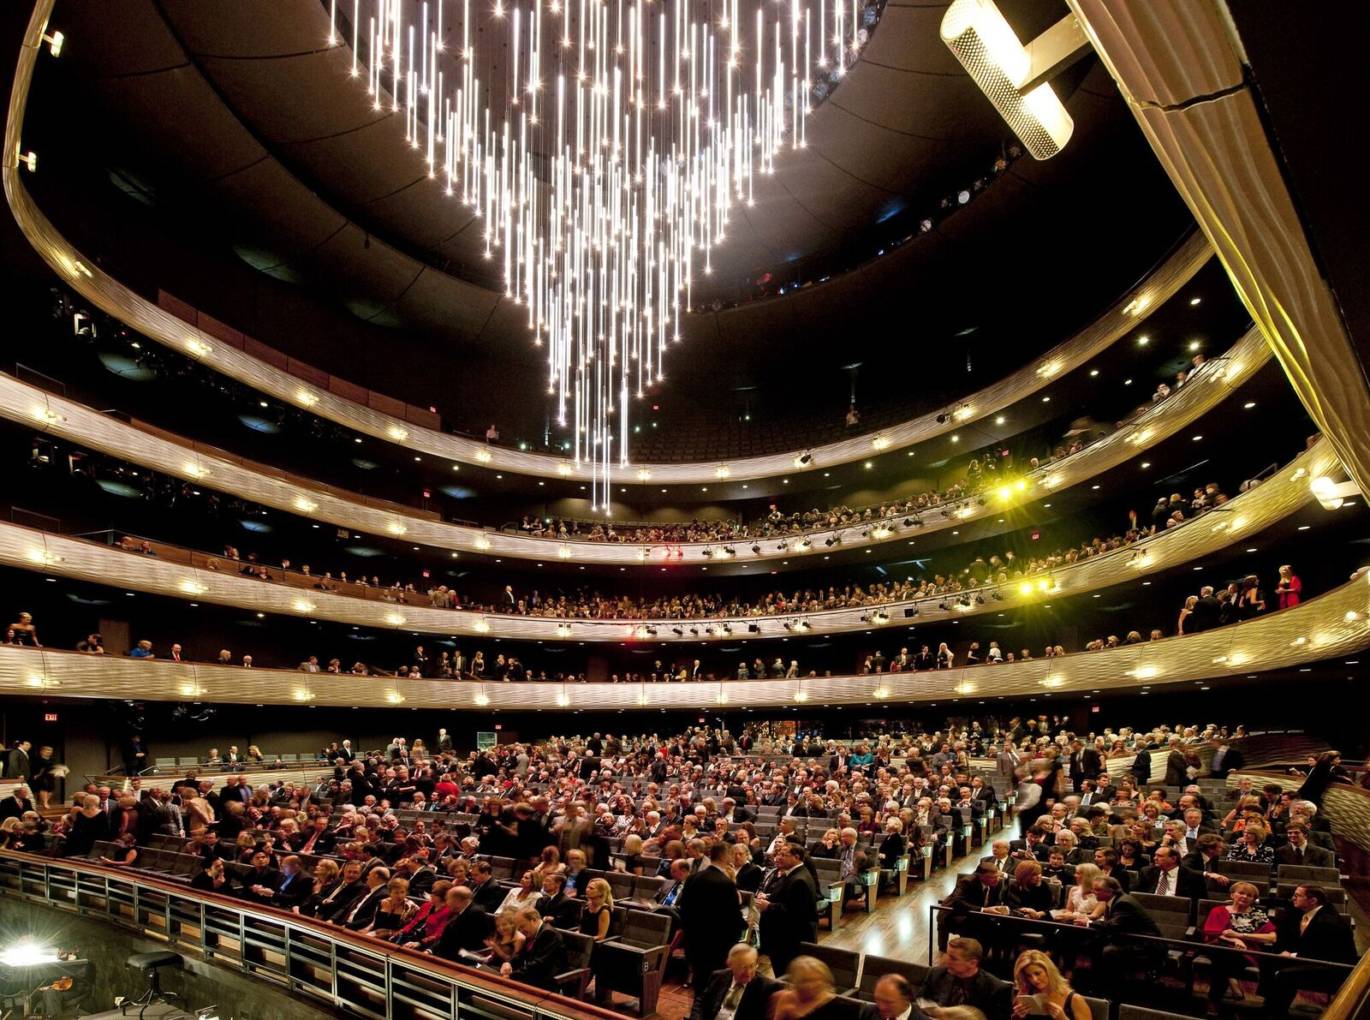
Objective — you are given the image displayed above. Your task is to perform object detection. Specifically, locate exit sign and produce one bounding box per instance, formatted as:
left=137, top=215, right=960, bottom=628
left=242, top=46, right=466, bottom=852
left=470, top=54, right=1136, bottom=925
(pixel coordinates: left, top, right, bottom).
left=43, top=713, right=58, bottom=722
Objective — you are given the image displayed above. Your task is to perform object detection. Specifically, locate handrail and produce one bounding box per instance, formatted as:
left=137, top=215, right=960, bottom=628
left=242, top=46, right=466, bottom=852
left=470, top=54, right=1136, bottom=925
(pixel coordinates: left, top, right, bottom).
left=0, top=849, right=624, bottom=1020
left=1324, top=950, right=1370, bottom=1020
left=2, top=573, right=1367, bottom=709
left=0, top=326, right=1273, bottom=566
left=0, top=436, right=1332, bottom=642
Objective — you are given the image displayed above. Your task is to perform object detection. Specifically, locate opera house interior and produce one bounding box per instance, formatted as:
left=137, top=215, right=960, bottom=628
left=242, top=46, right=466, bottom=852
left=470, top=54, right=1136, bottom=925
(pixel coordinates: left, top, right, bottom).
left=1, top=1, right=1369, bottom=1019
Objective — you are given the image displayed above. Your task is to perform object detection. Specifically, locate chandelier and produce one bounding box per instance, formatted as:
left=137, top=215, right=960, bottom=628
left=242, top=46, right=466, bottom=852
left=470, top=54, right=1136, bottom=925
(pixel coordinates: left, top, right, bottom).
left=327, top=0, right=860, bottom=509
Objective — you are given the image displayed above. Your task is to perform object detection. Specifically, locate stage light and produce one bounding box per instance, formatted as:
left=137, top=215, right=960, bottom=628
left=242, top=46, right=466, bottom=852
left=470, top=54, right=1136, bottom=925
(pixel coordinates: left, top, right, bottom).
left=1, top=940, right=56, bottom=967
left=940, top=0, right=1080, bottom=159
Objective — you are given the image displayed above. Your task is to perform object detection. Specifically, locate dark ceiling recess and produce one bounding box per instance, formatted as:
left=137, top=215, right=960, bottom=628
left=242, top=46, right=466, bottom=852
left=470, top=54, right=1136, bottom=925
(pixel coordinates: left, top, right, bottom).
left=24, top=0, right=1191, bottom=448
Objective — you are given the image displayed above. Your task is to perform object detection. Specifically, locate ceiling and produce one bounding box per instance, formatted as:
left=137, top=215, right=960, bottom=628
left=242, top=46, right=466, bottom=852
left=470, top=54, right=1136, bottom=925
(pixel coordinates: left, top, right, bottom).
left=20, top=0, right=1195, bottom=440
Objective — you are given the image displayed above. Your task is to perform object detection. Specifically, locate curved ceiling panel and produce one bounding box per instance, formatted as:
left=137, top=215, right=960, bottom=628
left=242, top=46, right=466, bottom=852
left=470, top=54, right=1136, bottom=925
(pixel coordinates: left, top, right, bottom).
left=210, top=157, right=348, bottom=251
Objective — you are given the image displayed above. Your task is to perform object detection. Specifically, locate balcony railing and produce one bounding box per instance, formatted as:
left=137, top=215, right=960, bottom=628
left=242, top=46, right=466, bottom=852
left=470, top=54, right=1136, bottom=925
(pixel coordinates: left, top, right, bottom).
left=0, top=438, right=1334, bottom=642
left=2, top=572, right=1367, bottom=709
left=0, top=850, right=623, bottom=1020
left=0, top=325, right=1270, bottom=566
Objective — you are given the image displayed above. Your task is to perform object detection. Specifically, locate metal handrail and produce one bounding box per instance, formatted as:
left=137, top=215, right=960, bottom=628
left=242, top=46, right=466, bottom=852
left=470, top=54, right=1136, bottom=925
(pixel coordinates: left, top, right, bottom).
left=0, top=850, right=624, bottom=1020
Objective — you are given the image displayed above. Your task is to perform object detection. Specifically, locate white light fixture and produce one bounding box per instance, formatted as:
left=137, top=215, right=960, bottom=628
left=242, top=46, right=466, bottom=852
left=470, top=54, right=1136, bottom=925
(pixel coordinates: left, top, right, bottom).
left=1311, top=475, right=1360, bottom=511
left=386, top=424, right=410, bottom=442
left=384, top=612, right=407, bottom=627
left=295, top=389, right=320, bottom=407
left=940, top=0, right=1081, bottom=159
left=294, top=496, right=319, bottom=514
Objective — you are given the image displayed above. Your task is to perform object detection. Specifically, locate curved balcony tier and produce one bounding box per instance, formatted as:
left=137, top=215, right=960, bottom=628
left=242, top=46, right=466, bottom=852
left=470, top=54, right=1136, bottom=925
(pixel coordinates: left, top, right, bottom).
left=0, top=437, right=1337, bottom=641
left=5, top=131, right=1211, bottom=482
left=0, top=326, right=1271, bottom=566
left=2, top=572, right=1366, bottom=709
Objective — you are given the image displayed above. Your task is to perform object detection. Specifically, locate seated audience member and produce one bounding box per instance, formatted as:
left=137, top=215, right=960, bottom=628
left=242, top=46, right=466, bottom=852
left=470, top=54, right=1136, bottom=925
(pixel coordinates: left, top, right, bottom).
left=689, top=943, right=781, bottom=1020
left=1275, top=823, right=1334, bottom=868
left=191, top=857, right=237, bottom=894
left=498, top=870, right=545, bottom=913
left=1199, top=881, right=1276, bottom=1004
left=397, top=879, right=455, bottom=949
left=1137, top=845, right=1205, bottom=900
left=1072, top=877, right=1161, bottom=993
left=1264, top=885, right=1358, bottom=1016
left=919, top=939, right=1012, bottom=1020
left=1003, top=860, right=1053, bottom=919
left=1011, top=950, right=1090, bottom=1020
left=770, top=956, right=863, bottom=1020
left=365, top=877, right=416, bottom=939
left=536, top=872, right=582, bottom=928
left=433, top=885, right=494, bottom=958
left=341, top=867, right=393, bottom=930
left=500, top=906, right=567, bottom=991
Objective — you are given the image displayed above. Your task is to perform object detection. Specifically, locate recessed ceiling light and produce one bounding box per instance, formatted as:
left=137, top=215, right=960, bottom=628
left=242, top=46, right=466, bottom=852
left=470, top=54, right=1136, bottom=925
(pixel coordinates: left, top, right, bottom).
left=1043, top=503, right=1051, bottom=508
left=1243, top=401, right=1256, bottom=410
left=994, top=416, right=1006, bottom=425
left=783, top=478, right=790, bottom=484
left=1089, top=369, right=1099, bottom=377
left=1191, top=435, right=1203, bottom=441
left=538, top=481, right=544, bottom=486
left=1042, top=396, right=1051, bottom=403
left=950, top=435, right=960, bottom=443
left=1091, top=485, right=1100, bottom=490
left=1246, top=547, right=1257, bottom=553
left=1124, top=378, right=1133, bottom=386
left=864, top=462, right=873, bottom=469
left=1188, top=340, right=1202, bottom=351
left=1189, top=296, right=1202, bottom=305
left=1140, top=462, right=1150, bottom=469
left=1298, top=525, right=1311, bottom=531
left=1136, top=335, right=1150, bottom=346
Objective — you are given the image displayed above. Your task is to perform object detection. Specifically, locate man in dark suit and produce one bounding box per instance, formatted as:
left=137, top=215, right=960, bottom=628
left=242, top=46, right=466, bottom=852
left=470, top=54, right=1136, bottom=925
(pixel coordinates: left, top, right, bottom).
left=270, top=855, right=316, bottom=909
left=1068, top=741, right=1102, bottom=792
left=297, top=815, right=337, bottom=856
left=1137, top=846, right=1206, bottom=900
left=341, top=867, right=392, bottom=929
left=1208, top=741, right=1243, bottom=778
left=1275, top=825, right=1335, bottom=869
left=756, top=842, right=818, bottom=978
left=942, top=862, right=1010, bottom=952
left=467, top=860, right=507, bottom=913
left=1191, top=586, right=1220, bottom=632
left=732, top=842, right=764, bottom=893
left=1162, top=739, right=1189, bottom=787
left=237, top=852, right=283, bottom=905
left=680, top=844, right=746, bottom=995
left=502, top=907, right=567, bottom=991
left=919, top=939, right=1012, bottom=1020
left=537, top=872, right=583, bottom=928
left=434, top=886, right=495, bottom=959
left=859, top=973, right=931, bottom=1020
left=0, top=784, right=34, bottom=822
left=689, top=944, right=781, bottom=1020
left=1075, top=877, right=1161, bottom=993
left=311, top=860, right=367, bottom=920
left=1264, top=884, right=1358, bottom=1016
left=1129, top=743, right=1155, bottom=787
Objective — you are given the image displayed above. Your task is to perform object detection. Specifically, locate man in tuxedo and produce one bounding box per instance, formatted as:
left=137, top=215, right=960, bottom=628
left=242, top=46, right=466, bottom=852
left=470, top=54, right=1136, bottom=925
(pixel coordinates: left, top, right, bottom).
left=312, top=861, right=367, bottom=921
left=1138, top=846, right=1206, bottom=900
left=918, top=939, right=1012, bottom=1019
left=1264, top=885, right=1358, bottom=1016
left=1074, top=877, right=1161, bottom=993
left=5, top=740, right=32, bottom=782
left=943, top=862, right=1010, bottom=952
left=537, top=873, right=582, bottom=928
left=341, top=867, right=392, bottom=929
left=0, top=784, right=33, bottom=821
left=1275, top=824, right=1335, bottom=869
left=434, top=886, right=494, bottom=959
left=689, top=944, right=781, bottom=1020
left=502, top=907, right=567, bottom=991
left=295, top=815, right=336, bottom=856
left=468, top=860, right=507, bottom=913
left=680, top=843, right=745, bottom=995
left=755, top=842, right=817, bottom=978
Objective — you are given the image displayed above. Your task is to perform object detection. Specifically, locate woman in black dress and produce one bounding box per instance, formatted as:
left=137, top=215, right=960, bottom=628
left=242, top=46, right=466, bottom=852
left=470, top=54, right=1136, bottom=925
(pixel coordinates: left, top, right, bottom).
left=30, top=745, right=59, bottom=810
left=771, top=957, right=862, bottom=1020
left=59, top=795, right=109, bottom=857
left=580, top=878, right=613, bottom=941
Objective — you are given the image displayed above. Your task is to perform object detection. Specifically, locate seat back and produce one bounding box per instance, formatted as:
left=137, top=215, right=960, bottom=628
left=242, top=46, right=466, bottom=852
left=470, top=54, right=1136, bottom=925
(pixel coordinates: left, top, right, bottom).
left=607, top=873, right=634, bottom=900
left=631, top=875, right=665, bottom=902
left=856, top=955, right=929, bottom=1000
left=619, top=909, right=671, bottom=948
left=1080, top=996, right=1109, bottom=1020
left=797, top=942, right=859, bottom=991
left=1129, top=892, right=1194, bottom=934
left=1275, top=864, right=1339, bottom=887
left=1218, top=860, right=1274, bottom=886
left=561, top=930, right=595, bottom=971
left=1277, top=883, right=1348, bottom=912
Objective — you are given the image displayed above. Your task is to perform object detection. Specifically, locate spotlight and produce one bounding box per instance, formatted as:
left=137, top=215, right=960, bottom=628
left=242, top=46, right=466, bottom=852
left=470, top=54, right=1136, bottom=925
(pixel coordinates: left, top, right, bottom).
left=824, top=537, right=836, bottom=547
left=747, top=624, right=760, bottom=633
left=723, top=546, right=737, bottom=557
left=957, top=190, right=971, bottom=204
left=936, top=412, right=950, bottom=424
left=903, top=518, right=914, bottom=528
left=991, top=590, right=1004, bottom=602
left=798, top=538, right=812, bottom=550
left=938, top=601, right=949, bottom=611
left=690, top=627, right=700, bottom=636
left=776, top=541, right=788, bottom=551
left=904, top=606, right=919, bottom=618
left=751, top=544, right=761, bottom=555
left=975, top=595, right=986, bottom=605
left=796, top=620, right=811, bottom=632
left=672, top=627, right=684, bottom=636
left=702, top=549, right=713, bottom=558
left=720, top=624, right=732, bottom=635
left=797, top=452, right=813, bottom=466
left=783, top=622, right=794, bottom=631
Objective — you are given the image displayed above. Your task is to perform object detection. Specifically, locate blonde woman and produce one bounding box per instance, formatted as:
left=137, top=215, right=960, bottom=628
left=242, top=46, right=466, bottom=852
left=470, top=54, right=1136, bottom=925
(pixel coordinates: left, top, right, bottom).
left=1051, top=863, right=1103, bottom=922
left=580, top=877, right=613, bottom=941
left=1012, top=950, right=1090, bottom=1020
left=365, top=878, right=415, bottom=939
left=484, top=910, right=525, bottom=963
left=771, top=957, right=845, bottom=1020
